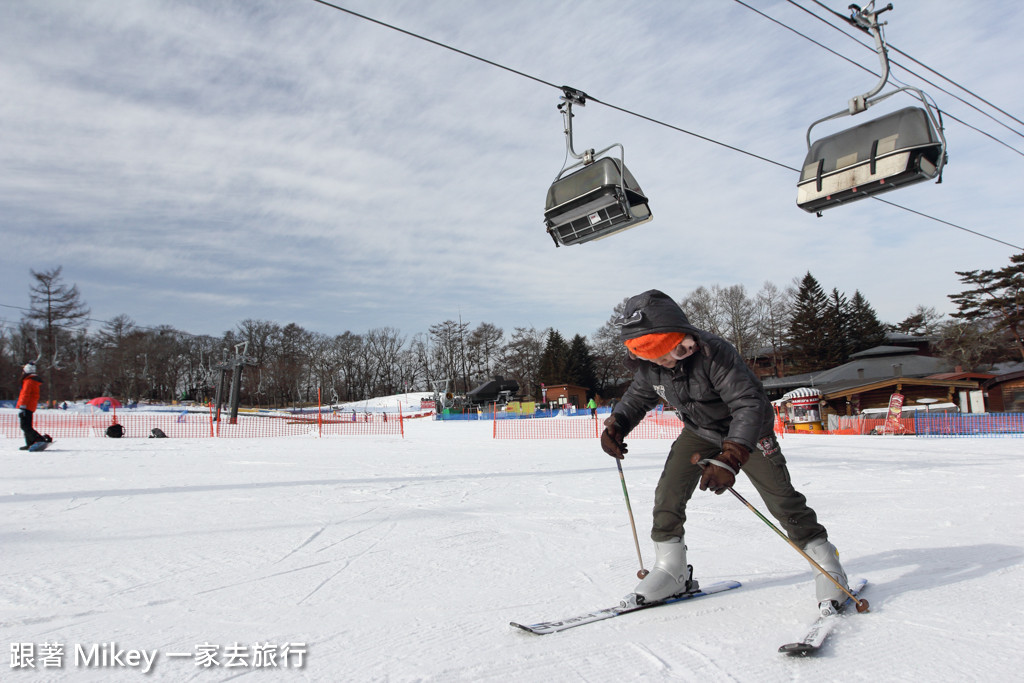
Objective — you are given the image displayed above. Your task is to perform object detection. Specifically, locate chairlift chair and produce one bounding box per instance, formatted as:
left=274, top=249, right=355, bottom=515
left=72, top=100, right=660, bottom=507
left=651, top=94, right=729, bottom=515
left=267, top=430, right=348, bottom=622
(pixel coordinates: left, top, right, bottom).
left=544, top=87, right=652, bottom=246
left=798, top=105, right=944, bottom=213
left=796, top=2, right=947, bottom=215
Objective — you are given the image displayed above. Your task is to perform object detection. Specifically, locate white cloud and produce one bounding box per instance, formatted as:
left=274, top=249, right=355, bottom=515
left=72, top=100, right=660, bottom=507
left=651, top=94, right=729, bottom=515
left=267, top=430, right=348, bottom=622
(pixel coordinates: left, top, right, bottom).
left=1, top=0, right=1021, bottom=340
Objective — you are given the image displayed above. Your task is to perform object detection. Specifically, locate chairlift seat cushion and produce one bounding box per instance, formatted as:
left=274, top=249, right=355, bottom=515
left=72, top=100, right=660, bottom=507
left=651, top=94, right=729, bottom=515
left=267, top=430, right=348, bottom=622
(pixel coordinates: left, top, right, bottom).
left=797, top=106, right=943, bottom=213
left=545, top=157, right=651, bottom=246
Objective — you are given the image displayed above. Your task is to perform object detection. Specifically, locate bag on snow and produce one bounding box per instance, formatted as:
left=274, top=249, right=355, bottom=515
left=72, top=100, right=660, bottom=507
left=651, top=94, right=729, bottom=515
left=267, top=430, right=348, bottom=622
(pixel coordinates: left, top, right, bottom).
left=149, top=428, right=168, bottom=438
left=106, top=423, right=124, bottom=438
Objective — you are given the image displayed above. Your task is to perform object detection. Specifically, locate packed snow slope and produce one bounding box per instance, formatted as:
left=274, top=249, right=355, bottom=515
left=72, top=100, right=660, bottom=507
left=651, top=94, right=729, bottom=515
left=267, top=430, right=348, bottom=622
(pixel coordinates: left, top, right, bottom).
left=3, top=419, right=1022, bottom=681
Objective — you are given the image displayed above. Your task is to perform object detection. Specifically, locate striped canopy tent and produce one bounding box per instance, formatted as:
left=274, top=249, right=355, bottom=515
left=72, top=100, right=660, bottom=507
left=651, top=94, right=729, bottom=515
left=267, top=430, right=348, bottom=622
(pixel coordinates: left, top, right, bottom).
left=779, top=387, right=822, bottom=403
left=777, top=387, right=824, bottom=430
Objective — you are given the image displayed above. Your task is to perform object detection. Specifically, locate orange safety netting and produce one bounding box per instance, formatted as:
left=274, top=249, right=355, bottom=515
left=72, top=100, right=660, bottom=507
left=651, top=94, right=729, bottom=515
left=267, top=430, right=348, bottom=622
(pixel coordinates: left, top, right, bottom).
left=1, top=411, right=404, bottom=439
left=493, top=412, right=682, bottom=439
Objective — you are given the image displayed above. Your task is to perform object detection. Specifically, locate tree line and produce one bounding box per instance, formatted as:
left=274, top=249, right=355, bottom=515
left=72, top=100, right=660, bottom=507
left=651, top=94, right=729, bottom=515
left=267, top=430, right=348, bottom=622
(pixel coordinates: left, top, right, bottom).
left=2, top=255, right=1022, bottom=408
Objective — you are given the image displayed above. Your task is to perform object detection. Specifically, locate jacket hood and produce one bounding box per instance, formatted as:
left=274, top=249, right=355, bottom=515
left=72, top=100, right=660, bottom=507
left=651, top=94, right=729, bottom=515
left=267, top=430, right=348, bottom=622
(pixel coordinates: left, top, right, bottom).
left=616, top=290, right=702, bottom=343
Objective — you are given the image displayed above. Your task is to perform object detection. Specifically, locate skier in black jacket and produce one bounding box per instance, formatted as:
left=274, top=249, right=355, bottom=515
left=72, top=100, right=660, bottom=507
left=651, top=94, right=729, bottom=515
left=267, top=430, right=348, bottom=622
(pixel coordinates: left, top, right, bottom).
left=601, top=290, right=850, bottom=610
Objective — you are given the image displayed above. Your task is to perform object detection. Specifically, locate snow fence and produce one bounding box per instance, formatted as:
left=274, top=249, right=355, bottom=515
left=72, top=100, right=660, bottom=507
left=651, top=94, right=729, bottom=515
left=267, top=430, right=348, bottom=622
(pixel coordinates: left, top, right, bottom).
left=0, top=410, right=404, bottom=439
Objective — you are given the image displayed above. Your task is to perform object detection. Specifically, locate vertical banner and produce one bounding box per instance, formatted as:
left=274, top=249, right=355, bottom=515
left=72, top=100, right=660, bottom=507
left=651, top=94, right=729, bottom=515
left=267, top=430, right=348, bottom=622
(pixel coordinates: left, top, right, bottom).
left=773, top=404, right=785, bottom=438
left=884, top=392, right=905, bottom=435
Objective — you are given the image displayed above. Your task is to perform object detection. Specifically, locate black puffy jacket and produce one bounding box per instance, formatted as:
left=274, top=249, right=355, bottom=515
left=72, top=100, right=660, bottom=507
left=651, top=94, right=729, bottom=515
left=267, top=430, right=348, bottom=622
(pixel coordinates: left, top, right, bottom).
left=610, top=289, right=774, bottom=451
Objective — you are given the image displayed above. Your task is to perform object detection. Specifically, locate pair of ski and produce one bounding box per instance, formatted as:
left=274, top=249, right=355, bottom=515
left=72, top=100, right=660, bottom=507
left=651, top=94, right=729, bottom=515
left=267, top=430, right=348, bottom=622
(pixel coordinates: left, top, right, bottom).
left=511, top=577, right=867, bottom=656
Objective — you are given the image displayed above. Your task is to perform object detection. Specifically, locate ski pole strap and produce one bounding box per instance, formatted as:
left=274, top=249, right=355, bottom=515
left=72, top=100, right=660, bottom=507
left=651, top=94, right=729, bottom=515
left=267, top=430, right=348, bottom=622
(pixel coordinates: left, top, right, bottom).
left=697, top=458, right=737, bottom=476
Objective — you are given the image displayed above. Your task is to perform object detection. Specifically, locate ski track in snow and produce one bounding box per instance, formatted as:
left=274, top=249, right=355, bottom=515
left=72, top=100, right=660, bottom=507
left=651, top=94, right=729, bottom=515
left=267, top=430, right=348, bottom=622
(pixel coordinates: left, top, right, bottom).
left=1, top=421, right=1023, bottom=681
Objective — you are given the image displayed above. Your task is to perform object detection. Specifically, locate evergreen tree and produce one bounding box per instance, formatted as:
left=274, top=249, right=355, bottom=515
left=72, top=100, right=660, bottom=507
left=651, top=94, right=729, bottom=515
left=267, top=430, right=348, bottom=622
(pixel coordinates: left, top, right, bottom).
left=822, top=288, right=850, bottom=367
left=847, top=290, right=887, bottom=354
left=538, top=329, right=570, bottom=386
left=786, top=272, right=830, bottom=372
left=892, top=305, right=943, bottom=336
left=565, top=334, right=597, bottom=394
left=949, top=252, right=1024, bottom=361
left=25, top=266, right=90, bottom=404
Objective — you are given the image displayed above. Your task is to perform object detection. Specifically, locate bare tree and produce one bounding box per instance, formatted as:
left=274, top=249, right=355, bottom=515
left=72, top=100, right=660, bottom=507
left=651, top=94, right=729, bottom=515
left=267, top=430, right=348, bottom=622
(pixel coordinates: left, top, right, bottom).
left=333, top=331, right=366, bottom=402
left=306, top=331, right=340, bottom=404
left=591, top=298, right=630, bottom=397
left=499, top=326, right=545, bottom=400
left=466, top=322, right=504, bottom=384
left=755, top=281, right=792, bottom=378
left=429, top=320, right=470, bottom=393
left=235, top=319, right=280, bottom=407
left=936, top=318, right=1003, bottom=371
left=364, top=327, right=407, bottom=396
left=95, top=314, right=141, bottom=401
left=680, top=286, right=724, bottom=336
left=718, top=284, right=759, bottom=358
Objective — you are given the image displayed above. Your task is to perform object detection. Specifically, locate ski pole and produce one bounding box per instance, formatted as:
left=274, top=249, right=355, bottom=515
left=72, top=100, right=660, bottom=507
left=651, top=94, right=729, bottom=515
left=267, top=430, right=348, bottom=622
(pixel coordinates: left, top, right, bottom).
left=615, top=459, right=649, bottom=579
left=726, top=486, right=869, bottom=613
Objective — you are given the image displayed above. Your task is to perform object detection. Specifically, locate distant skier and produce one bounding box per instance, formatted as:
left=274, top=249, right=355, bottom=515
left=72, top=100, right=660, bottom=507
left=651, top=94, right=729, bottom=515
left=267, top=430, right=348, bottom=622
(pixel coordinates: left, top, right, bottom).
left=587, top=397, right=597, bottom=419
left=16, top=362, right=51, bottom=451
left=600, top=290, right=850, bottom=611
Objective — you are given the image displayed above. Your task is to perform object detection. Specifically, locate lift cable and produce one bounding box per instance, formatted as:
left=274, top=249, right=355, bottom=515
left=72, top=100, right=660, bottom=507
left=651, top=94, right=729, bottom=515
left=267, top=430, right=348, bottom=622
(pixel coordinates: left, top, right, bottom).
left=734, top=0, right=1024, bottom=157
left=802, top=0, right=1024, bottom=130
left=786, top=0, right=1024, bottom=141
left=308, top=0, right=1023, bottom=251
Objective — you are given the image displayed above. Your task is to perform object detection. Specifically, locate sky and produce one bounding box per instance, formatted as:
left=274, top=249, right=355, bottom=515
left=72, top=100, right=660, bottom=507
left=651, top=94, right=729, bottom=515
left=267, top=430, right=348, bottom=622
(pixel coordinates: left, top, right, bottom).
left=1, top=0, right=1022, bottom=342
left=3, top=412, right=1023, bottom=681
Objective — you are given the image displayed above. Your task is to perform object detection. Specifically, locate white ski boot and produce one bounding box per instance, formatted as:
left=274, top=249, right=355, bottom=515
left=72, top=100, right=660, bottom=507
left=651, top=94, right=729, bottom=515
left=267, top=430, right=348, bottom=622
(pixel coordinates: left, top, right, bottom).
left=803, top=536, right=849, bottom=615
left=621, top=538, right=697, bottom=608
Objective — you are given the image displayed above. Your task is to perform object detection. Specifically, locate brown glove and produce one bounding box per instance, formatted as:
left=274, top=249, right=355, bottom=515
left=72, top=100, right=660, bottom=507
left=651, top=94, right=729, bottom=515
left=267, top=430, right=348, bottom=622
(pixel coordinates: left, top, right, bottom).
left=690, top=441, right=750, bottom=494
left=600, top=415, right=629, bottom=459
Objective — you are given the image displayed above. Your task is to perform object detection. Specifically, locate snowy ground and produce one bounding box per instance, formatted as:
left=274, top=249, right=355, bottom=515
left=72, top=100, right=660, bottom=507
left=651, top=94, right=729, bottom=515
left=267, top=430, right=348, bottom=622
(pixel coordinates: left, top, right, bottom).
left=3, top=419, right=1022, bottom=682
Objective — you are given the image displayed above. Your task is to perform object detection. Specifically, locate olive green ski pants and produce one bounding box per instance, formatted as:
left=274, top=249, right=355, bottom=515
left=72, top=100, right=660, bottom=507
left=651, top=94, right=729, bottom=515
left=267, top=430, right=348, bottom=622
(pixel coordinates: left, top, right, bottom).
left=650, top=429, right=827, bottom=546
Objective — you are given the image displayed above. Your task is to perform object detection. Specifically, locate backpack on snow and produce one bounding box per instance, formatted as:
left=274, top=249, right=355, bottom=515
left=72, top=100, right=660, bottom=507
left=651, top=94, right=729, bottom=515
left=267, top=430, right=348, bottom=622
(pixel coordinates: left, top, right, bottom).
left=106, top=423, right=124, bottom=438
left=149, top=428, right=168, bottom=438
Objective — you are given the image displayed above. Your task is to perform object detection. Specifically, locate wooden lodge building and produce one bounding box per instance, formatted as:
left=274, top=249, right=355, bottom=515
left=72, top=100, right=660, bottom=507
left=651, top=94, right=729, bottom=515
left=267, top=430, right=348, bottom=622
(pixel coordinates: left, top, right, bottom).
left=755, top=336, right=1019, bottom=418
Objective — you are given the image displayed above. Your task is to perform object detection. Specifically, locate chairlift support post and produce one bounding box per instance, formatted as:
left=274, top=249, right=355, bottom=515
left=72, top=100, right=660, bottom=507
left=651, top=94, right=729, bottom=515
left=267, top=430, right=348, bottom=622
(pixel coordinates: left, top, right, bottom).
left=213, top=342, right=258, bottom=424
left=544, top=86, right=652, bottom=246
left=797, top=2, right=947, bottom=215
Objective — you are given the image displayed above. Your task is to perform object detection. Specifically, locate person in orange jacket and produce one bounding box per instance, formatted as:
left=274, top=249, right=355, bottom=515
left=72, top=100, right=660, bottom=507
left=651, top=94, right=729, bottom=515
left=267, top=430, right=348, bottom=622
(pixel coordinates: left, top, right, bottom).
left=16, top=362, right=50, bottom=450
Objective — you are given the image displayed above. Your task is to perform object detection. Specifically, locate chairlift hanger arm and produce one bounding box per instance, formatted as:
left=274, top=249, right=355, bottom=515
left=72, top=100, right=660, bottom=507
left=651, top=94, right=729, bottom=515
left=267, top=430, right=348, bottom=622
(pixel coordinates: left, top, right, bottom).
left=555, top=84, right=627, bottom=180
left=804, top=2, right=945, bottom=156
left=559, top=86, right=596, bottom=164
left=846, top=2, right=894, bottom=114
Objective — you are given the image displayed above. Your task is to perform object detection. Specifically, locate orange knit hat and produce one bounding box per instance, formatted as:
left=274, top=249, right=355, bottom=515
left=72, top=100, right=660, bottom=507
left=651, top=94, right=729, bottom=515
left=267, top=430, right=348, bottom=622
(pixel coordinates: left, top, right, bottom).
left=624, top=332, right=687, bottom=360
